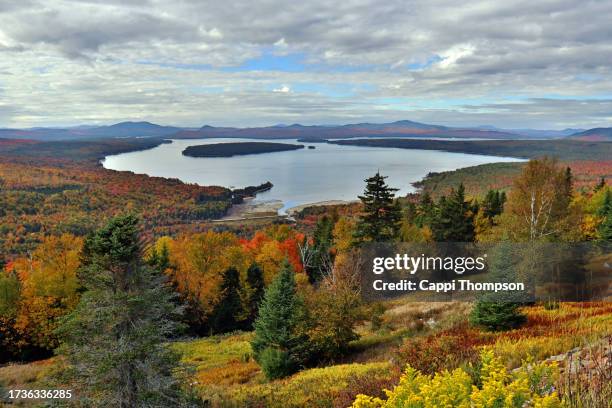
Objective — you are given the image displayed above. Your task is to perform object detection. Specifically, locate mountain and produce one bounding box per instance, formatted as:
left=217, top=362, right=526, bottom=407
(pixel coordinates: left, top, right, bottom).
left=476, top=126, right=583, bottom=138
left=0, top=121, right=183, bottom=141
left=1, top=119, right=584, bottom=142
left=567, top=127, right=612, bottom=141
left=82, top=121, right=182, bottom=138
left=173, top=120, right=522, bottom=140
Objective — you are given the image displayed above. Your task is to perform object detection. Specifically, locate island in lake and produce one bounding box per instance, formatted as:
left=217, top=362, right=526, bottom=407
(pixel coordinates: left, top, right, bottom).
left=182, top=142, right=304, bottom=157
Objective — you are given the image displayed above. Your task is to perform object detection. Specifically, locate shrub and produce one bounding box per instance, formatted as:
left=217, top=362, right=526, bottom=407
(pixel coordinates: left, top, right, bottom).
left=470, top=301, right=526, bottom=331
left=394, top=326, right=485, bottom=374
left=352, top=349, right=562, bottom=408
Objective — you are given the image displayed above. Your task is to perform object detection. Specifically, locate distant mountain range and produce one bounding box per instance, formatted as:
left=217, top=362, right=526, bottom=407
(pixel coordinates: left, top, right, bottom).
left=566, top=127, right=612, bottom=141
left=0, top=119, right=610, bottom=142
left=0, top=121, right=183, bottom=141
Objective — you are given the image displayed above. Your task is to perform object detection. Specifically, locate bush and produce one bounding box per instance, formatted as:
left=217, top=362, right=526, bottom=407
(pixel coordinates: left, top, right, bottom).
left=352, top=349, right=562, bottom=408
left=394, top=327, right=484, bottom=374
left=258, top=347, right=296, bottom=380
left=470, top=301, right=526, bottom=331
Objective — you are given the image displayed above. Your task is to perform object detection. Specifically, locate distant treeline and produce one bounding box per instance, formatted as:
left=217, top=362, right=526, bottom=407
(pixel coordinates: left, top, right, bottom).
left=0, top=137, right=168, bottom=161
left=297, top=137, right=329, bottom=143
left=330, top=138, right=612, bottom=161
left=182, top=142, right=304, bottom=157
left=232, top=181, right=273, bottom=203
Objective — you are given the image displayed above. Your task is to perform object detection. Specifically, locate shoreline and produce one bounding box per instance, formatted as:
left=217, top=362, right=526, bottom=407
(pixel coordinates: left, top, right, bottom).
left=214, top=198, right=359, bottom=222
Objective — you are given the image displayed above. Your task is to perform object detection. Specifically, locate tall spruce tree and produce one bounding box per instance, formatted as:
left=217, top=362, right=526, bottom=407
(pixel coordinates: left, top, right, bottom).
left=244, top=262, right=265, bottom=327
left=354, top=172, right=402, bottom=242
left=56, top=215, right=190, bottom=407
left=431, top=183, right=475, bottom=242
left=469, top=243, right=527, bottom=331
left=210, top=266, right=242, bottom=333
left=251, top=261, right=307, bottom=380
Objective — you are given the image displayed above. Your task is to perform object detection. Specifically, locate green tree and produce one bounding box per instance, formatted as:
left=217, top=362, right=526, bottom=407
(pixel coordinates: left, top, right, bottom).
left=470, top=243, right=527, bottom=331
left=210, top=266, right=242, bottom=333
left=306, top=215, right=335, bottom=283
left=56, top=215, right=189, bottom=407
left=415, top=191, right=435, bottom=228
left=482, top=189, right=506, bottom=218
left=243, top=262, right=265, bottom=327
left=431, top=184, right=475, bottom=242
left=0, top=269, right=20, bottom=318
left=597, top=190, right=612, bottom=241
left=148, top=241, right=170, bottom=273
left=251, top=261, right=307, bottom=380
left=354, top=172, right=402, bottom=242
left=594, top=177, right=606, bottom=192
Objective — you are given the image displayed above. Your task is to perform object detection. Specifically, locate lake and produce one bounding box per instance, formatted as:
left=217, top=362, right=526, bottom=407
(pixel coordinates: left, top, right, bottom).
left=102, top=138, right=523, bottom=213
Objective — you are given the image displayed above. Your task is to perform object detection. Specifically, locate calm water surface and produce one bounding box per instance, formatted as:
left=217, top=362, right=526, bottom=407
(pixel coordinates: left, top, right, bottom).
left=102, top=138, right=522, bottom=213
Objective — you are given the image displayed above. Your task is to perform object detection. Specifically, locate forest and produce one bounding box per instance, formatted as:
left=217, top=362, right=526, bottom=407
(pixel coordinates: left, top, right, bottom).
left=1, top=139, right=611, bottom=406
left=331, top=138, right=612, bottom=161
left=182, top=142, right=305, bottom=157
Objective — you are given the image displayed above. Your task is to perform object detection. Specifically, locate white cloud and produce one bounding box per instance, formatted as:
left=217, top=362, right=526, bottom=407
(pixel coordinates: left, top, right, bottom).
left=437, top=44, right=476, bottom=69
left=273, top=85, right=291, bottom=93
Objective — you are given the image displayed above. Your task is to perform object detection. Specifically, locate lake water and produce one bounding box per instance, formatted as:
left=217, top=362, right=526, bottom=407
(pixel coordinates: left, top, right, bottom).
left=102, top=138, right=522, bottom=213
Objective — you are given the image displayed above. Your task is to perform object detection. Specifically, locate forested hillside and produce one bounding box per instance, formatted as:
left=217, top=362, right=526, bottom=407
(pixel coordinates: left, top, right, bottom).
left=1, top=151, right=610, bottom=407
left=0, top=157, right=231, bottom=256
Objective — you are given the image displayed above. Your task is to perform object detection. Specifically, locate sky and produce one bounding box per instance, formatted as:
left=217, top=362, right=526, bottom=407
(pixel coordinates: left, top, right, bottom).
left=0, top=0, right=611, bottom=129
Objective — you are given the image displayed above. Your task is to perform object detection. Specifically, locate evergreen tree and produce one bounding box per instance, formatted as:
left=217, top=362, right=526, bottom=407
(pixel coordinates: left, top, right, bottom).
left=470, top=301, right=526, bottom=332
left=482, top=189, right=506, bottom=218
left=157, top=242, right=170, bottom=272
left=210, top=267, right=242, bottom=333
left=354, top=172, right=402, bottom=242
left=416, top=192, right=435, bottom=228
left=594, top=177, right=606, bottom=192
left=562, top=166, right=573, bottom=206
left=469, top=243, right=527, bottom=331
left=243, top=262, right=265, bottom=327
left=306, top=216, right=335, bottom=283
left=597, top=190, right=612, bottom=241
left=431, top=184, right=475, bottom=242
left=56, top=215, right=189, bottom=407
left=251, top=261, right=307, bottom=380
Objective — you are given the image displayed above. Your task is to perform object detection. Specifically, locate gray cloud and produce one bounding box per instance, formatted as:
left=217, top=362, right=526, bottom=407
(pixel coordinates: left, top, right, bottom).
left=0, top=0, right=611, bottom=128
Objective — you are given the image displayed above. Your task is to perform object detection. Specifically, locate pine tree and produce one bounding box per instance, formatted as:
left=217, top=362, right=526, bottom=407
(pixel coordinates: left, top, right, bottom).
left=469, top=243, right=527, bottom=331
left=431, top=184, right=475, bottom=242
left=354, top=172, right=402, bottom=242
left=416, top=192, right=435, bottom=228
left=307, top=216, right=335, bottom=283
left=482, top=189, right=506, bottom=218
left=210, top=267, right=242, bottom=333
left=594, top=177, right=606, bottom=192
left=56, top=215, right=190, bottom=407
left=597, top=190, right=612, bottom=241
left=244, top=262, right=265, bottom=327
left=251, top=261, right=307, bottom=380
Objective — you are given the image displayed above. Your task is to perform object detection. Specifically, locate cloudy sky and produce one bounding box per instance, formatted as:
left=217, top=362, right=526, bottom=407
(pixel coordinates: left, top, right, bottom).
left=0, top=0, right=611, bottom=129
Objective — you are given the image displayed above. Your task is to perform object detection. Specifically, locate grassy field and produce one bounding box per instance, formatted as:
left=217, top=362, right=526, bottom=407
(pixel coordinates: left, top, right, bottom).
left=1, top=301, right=610, bottom=407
